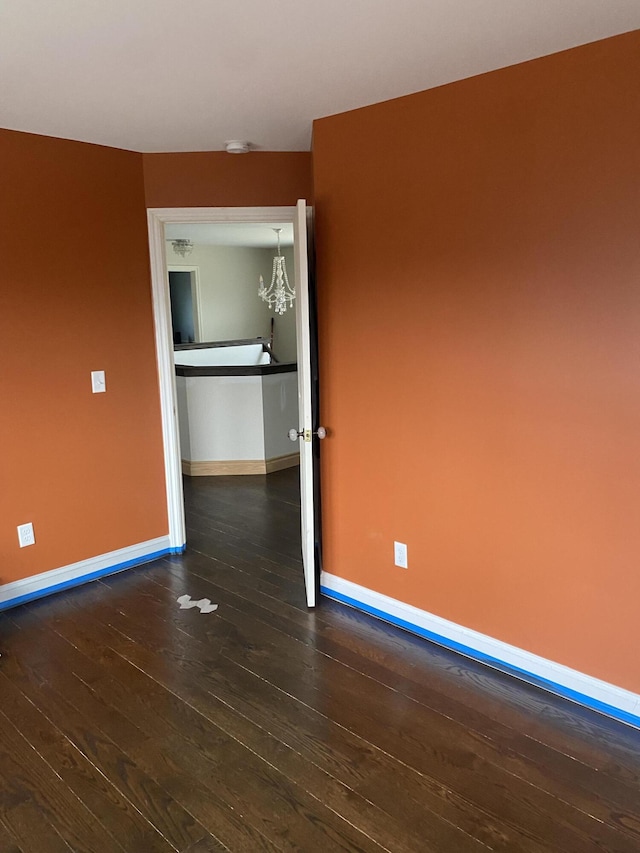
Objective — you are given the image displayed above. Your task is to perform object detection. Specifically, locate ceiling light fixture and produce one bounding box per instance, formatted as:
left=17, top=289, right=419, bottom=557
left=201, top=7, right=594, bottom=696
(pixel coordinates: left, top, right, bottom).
left=225, top=140, right=250, bottom=154
left=258, top=228, right=295, bottom=315
left=171, top=239, right=194, bottom=258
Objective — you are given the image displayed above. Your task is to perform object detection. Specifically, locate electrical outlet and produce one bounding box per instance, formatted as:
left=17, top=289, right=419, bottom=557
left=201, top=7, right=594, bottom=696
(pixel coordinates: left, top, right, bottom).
left=394, top=540, right=408, bottom=568
left=17, top=522, right=35, bottom=548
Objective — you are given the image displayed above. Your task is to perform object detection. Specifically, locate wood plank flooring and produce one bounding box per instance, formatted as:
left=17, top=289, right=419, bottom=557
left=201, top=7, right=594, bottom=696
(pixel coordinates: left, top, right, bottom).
left=1, top=468, right=639, bottom=851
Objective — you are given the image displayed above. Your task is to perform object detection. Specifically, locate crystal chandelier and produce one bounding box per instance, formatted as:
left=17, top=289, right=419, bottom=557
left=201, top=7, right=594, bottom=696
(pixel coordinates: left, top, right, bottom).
left=171, top=239, right=194, bottom=258
left=258, top=228, right=295, bottom=315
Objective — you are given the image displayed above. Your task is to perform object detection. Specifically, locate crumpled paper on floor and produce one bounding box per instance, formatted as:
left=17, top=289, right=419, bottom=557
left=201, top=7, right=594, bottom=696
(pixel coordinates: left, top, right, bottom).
left=177, top=594, right=218, bottom=614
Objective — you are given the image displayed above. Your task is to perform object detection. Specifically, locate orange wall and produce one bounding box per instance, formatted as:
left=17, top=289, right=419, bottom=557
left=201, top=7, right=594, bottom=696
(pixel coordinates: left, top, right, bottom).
left=0, top=130, right=168, bottom=584
left=143, top=151, right=312, bottom=208
left=313, top=31, right=640, bottom=692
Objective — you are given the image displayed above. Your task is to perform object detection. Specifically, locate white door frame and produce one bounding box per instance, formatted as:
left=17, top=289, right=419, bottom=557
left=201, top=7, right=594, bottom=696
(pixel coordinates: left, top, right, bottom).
left=147, top=206, right=298, bottom=551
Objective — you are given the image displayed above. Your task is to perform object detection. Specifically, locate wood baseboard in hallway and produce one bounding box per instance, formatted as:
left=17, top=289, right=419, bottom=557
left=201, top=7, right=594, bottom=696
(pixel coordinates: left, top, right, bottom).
left=0, top=468, right=639, bottom=851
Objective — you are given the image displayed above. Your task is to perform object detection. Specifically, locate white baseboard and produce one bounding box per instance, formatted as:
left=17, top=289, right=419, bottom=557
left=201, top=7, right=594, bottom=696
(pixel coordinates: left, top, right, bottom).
left=0, top=536, right=179, bottom=610
left=320, top=572, right=640, bottom=730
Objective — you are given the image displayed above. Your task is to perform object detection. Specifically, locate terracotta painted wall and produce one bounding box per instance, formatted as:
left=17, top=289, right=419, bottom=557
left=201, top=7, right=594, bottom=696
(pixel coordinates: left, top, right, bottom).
left=0, top=130, right=168, bottom=585
left=143, top=151, right=312, bottom=208
left=313, top=31, right=640, bottom=693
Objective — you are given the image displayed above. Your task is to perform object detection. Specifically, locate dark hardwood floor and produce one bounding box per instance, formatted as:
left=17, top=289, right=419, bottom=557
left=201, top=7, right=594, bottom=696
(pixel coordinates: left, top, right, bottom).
left=1, top=468, right=640, bottom=851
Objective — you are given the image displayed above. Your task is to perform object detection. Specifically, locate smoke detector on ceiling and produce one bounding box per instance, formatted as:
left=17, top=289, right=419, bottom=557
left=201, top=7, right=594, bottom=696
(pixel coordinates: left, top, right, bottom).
left=225, top=140, right=251, bottom=154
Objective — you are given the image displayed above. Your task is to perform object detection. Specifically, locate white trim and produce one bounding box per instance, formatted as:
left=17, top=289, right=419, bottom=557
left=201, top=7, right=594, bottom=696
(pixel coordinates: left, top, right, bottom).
left=150, top=207, right=297, bottom=224
left=147, top=207, right=298, bottom=556
left=148, top=212, right=186, bottom=550
left=320, top=572, right=640, bottom=726
left=0, top=536, right=172, bottom=608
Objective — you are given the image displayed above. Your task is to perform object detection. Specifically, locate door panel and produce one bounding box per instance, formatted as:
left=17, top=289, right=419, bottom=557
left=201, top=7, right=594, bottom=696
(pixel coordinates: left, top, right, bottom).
left=293, top=199, right=318, bottom=607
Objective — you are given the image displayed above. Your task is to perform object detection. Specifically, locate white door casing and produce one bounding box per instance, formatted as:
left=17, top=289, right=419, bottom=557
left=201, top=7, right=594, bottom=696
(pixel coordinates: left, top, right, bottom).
left=147, top=204, right=318, bottom=605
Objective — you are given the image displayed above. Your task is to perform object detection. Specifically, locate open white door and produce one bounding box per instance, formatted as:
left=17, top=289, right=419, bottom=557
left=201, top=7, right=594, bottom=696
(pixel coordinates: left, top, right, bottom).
left=293, top=199, right=321, bottom=607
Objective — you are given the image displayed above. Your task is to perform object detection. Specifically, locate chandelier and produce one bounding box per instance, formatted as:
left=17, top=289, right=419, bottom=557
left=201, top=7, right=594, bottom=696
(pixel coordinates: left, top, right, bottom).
left=171, top=239, right=194, bottom=258
left=258, top=228, right=295, bottom=315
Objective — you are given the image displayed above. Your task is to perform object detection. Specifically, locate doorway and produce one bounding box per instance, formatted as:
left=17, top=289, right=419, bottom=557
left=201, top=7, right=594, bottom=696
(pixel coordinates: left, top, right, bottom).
left=147, top=204, right=319, bottom=606
left=167, top=265, right=202, bottom=344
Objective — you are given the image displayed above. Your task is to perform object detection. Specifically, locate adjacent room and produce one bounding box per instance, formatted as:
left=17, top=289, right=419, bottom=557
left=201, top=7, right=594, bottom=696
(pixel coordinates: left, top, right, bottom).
left=164, top=221, right=299, bottom=477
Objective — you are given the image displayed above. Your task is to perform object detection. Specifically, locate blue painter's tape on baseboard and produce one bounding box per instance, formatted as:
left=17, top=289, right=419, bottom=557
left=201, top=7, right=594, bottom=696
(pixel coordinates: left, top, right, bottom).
left=320, top=584, right=640, bottom=731
left=0, top=548, right=173, bottom=612
left=170, top=544, right=187, bottom=554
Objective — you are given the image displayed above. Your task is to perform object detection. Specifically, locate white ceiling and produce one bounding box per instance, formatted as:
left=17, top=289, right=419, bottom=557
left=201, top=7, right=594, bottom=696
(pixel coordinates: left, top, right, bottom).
left=165, top=222, right=294, bottom=249
left=1, top=1, right=638, bottom=153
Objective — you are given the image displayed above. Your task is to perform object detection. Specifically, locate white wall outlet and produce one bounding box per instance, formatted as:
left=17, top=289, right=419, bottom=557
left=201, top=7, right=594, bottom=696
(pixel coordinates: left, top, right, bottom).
left=17, top=522, right=35, bottom=548
left=91, top=370, right=106, bottom=393
left=394, top=540, right=408, bottom=568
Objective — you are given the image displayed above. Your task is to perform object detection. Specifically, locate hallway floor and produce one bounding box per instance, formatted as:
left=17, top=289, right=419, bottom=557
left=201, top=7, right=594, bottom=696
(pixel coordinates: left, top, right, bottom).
left=0, top=469, right=639, bottom=851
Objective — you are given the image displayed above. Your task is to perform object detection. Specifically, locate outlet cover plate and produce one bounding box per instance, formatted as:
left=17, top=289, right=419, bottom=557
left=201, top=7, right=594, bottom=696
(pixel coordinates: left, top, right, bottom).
left=394, top=540, right=408, bottom=568
left=91, top=370, right=106, bottom=393
left=17, top=522, right=35, bottom=548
